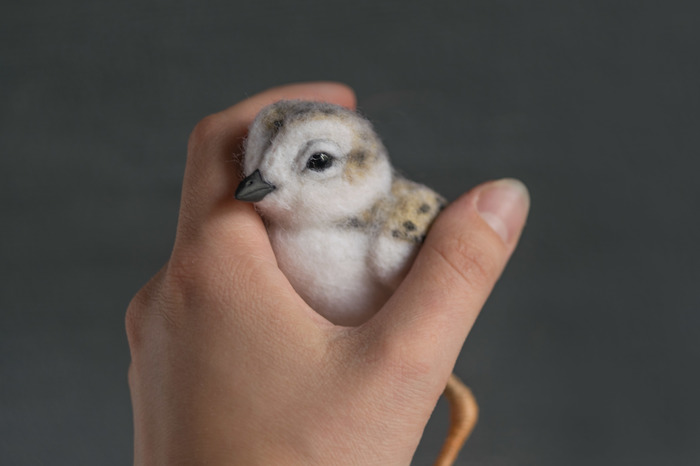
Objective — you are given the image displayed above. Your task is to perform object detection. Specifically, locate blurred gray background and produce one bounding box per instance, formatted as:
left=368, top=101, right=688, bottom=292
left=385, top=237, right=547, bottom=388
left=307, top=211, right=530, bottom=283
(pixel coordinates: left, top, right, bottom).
left=2, top=1, right=699, bottom=464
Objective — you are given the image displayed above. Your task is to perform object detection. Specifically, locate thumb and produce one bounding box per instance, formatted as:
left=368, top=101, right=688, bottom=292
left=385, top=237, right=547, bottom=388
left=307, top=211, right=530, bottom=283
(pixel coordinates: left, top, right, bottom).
left=369, top=178, right=530, bottom=381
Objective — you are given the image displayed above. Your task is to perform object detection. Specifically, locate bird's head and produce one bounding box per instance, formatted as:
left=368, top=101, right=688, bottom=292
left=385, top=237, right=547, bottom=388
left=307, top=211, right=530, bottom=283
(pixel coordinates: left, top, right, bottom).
left=236, top=100, right=393, bottom=227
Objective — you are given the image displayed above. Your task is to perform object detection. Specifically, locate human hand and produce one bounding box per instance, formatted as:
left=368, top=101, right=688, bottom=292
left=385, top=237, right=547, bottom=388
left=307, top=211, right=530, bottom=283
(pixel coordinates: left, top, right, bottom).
left=126, top=82, right=530, bottom=465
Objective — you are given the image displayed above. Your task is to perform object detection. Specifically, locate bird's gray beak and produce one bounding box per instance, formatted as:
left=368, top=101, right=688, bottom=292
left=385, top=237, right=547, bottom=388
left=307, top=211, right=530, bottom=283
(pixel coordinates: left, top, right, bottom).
left=235, top=169, right=276, bottom=202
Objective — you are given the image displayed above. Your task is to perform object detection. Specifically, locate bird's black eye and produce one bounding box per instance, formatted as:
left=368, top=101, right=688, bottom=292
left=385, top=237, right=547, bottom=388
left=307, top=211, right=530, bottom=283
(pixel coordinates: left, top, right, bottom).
left=306, top=152, right=333, bottom=171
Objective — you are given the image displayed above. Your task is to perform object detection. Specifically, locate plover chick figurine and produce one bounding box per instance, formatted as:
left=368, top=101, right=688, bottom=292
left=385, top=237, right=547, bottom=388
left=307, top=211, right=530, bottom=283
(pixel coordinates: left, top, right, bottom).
left=235, top=100, right=477, bottom=465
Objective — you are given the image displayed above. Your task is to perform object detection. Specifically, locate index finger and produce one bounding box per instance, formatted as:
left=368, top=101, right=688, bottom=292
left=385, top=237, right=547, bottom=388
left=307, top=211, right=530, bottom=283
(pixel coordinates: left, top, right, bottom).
left=175, top=82, right=357, bottom=246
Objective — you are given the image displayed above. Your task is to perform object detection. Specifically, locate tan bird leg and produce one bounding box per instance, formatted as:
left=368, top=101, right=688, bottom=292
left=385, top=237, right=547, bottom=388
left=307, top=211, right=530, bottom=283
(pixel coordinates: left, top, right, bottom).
left=433, top=374, right=479, bottom=466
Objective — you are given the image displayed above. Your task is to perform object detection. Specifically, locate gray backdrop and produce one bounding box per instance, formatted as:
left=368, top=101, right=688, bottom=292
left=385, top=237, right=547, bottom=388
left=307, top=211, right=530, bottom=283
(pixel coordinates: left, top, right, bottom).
left=2, top=1, right=699, bottom=464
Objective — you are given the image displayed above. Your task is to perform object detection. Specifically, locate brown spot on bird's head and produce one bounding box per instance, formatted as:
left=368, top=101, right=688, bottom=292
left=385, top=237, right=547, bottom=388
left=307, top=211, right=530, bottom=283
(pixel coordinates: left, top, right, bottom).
left=350, top=150, right=367, bottom=166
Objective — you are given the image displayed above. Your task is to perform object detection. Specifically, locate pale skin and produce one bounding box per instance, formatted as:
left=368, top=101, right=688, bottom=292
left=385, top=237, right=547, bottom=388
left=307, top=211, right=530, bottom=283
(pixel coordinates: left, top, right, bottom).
left=126, top=82, right=530, bottom=465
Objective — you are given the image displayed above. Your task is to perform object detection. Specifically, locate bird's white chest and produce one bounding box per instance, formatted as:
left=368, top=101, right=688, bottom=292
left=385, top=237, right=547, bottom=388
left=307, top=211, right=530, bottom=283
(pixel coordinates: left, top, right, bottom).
left=268, top=226, right=391, bottom=326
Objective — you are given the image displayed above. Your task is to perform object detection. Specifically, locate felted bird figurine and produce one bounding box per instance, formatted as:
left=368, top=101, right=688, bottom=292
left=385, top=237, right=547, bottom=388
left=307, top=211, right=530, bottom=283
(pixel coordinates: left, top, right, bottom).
left=235, top=100, right=478, bottom=465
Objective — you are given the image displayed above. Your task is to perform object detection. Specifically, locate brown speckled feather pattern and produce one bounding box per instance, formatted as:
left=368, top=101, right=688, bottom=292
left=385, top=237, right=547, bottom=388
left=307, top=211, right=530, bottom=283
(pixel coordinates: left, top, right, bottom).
left=341, top=175, right=446, bottom=242
left=380, top=176, right=447, bottom=243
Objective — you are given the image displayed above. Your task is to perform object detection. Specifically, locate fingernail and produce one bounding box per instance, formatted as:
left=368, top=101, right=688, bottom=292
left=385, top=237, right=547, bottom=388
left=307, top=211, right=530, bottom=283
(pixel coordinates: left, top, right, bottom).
left=476, top=178, right=530, bottom=243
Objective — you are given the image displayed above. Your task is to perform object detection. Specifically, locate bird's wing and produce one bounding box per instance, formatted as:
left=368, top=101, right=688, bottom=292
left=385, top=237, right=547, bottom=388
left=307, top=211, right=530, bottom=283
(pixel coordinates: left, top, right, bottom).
left=368, top=176, right=446, bottom=289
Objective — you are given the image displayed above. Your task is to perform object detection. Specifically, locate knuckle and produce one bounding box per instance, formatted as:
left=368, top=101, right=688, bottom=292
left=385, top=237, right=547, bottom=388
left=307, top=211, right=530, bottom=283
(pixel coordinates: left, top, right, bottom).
left=429, top=232, right=501, bottom=291
left=188, top=114, right=225, bottom=150
left=127, top=362, right=137, bottom=390
left=164, top=248, right=199, bottom=291
left=167, top=244, right=228, bottom=293
left=125, top=284, right=151, bottom=349
left=124, top=265, right=178, bottom=349
left=163, top=249, right=209, bottom=307
left=164, top=246, right=238, bottom=311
